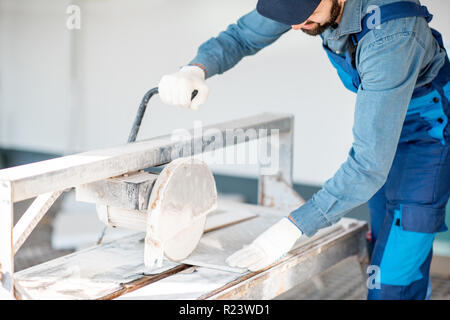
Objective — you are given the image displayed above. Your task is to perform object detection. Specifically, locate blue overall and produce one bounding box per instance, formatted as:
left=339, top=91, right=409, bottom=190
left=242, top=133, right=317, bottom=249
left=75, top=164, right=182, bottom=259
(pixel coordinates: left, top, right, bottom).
left=324, top=2, right=450, bottom=299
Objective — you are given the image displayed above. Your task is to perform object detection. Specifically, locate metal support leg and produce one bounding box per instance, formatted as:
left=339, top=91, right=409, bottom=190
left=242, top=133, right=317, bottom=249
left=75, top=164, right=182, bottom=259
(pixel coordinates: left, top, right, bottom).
left=0, top=181, right=14, bottom=299
left=258, top=116, right=304, bottom=211
left=357, top=227, right=370, bottom=286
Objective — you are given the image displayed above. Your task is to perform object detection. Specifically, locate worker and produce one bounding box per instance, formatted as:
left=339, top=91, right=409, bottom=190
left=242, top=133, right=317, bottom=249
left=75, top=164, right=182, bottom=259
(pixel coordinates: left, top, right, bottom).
left=158, top=0, right=449, bottom=300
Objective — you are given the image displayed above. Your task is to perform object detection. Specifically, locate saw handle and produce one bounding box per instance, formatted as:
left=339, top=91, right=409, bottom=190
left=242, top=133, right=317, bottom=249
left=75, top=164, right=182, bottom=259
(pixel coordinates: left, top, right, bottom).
left=128, top=88, right=198, bottom=143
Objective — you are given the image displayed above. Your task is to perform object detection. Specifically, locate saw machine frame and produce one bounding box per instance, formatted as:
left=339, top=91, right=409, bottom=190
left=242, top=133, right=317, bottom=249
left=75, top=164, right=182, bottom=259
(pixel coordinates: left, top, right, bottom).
left=0, top=113, right=302, bottom=299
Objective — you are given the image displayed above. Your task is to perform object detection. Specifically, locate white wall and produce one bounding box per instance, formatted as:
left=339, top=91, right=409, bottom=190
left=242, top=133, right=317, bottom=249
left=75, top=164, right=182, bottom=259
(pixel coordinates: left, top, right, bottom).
left=1, top=0, right=449, bottom=186
left=0, top=0, right=72, bottom=153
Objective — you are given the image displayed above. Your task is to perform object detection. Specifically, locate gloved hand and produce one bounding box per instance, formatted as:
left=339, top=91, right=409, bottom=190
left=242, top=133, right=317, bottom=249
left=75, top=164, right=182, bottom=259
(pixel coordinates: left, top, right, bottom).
left=226, top=217, right=303, bottom=272
left=158, top=65, right=209, bottom=110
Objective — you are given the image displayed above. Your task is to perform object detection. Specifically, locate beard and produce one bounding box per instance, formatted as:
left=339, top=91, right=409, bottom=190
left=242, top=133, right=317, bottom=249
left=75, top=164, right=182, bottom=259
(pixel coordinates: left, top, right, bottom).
left=302, top=0, right=342, bottom=36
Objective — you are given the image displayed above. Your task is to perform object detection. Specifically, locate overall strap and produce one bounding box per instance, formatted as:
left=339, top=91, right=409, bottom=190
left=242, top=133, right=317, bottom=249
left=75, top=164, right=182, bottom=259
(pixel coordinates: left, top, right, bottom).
left=355, top=2, right=433, bottom=43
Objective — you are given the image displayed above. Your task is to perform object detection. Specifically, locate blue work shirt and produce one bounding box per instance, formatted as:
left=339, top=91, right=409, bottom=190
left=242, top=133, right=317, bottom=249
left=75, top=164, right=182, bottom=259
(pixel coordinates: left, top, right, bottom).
left=189, top=0, right=447, bottom=237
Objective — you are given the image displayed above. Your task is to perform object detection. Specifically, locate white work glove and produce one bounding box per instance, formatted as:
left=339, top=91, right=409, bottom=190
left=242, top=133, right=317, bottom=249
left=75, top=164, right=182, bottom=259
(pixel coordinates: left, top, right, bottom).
left=226, top=217, right=303, bottom=272
left=158, top=65, right=209, bottom=110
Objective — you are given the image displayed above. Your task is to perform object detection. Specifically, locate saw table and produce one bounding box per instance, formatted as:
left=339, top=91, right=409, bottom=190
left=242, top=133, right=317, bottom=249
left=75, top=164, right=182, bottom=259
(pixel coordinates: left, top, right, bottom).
left=0, top=113, right=369, bottom=300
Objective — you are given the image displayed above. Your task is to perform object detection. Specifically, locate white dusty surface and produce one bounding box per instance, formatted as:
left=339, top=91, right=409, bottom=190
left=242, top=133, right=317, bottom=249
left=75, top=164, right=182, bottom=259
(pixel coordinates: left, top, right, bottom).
left=117, top=266, right=239, bottom=300
left=16, top=200, right=363, bottom=300
left=16, top=201, right=269, bottom=299
left=51, top=190, right=137, bottom=251
left=17, top=232, right=180, bottom=300
left=182, top=201, right=285, bottom=273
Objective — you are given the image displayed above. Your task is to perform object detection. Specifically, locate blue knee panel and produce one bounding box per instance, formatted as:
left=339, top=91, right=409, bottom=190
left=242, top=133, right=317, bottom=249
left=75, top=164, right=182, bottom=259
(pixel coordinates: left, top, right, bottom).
left=379, top=207, right=435, bottom=286
left=367, top=205, right=438, bottom=299
left=368, top=249, right=433, bottom=300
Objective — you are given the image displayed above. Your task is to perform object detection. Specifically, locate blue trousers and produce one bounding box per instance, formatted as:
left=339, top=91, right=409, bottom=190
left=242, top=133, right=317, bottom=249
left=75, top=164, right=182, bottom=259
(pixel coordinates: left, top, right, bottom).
left=367, top=67, right=450, bottom=299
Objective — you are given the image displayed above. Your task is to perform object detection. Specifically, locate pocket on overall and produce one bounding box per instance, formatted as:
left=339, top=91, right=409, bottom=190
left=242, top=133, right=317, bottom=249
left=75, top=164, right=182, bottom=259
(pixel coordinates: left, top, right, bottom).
left=401, top=204, right=447, bottom=233
left=385, top=142, right=443, bottom=204
left=378, top=205, right=443, bottom=286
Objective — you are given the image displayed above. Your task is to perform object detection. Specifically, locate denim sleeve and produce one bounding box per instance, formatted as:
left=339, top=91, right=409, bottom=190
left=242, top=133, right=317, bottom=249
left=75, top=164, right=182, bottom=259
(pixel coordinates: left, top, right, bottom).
left=289, top=32, right=426, bottom=237
left=189, top=9, right=290, bottom=79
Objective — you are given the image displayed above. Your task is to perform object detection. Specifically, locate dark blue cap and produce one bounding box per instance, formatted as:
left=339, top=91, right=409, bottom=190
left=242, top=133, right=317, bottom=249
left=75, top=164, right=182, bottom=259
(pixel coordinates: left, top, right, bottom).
left=257, top=0, right=321, bottom=25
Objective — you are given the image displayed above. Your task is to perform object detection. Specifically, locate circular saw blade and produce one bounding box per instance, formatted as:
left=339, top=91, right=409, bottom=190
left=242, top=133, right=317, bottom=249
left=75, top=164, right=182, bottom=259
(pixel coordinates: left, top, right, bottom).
left=147, top=157, right=217, bottom=262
